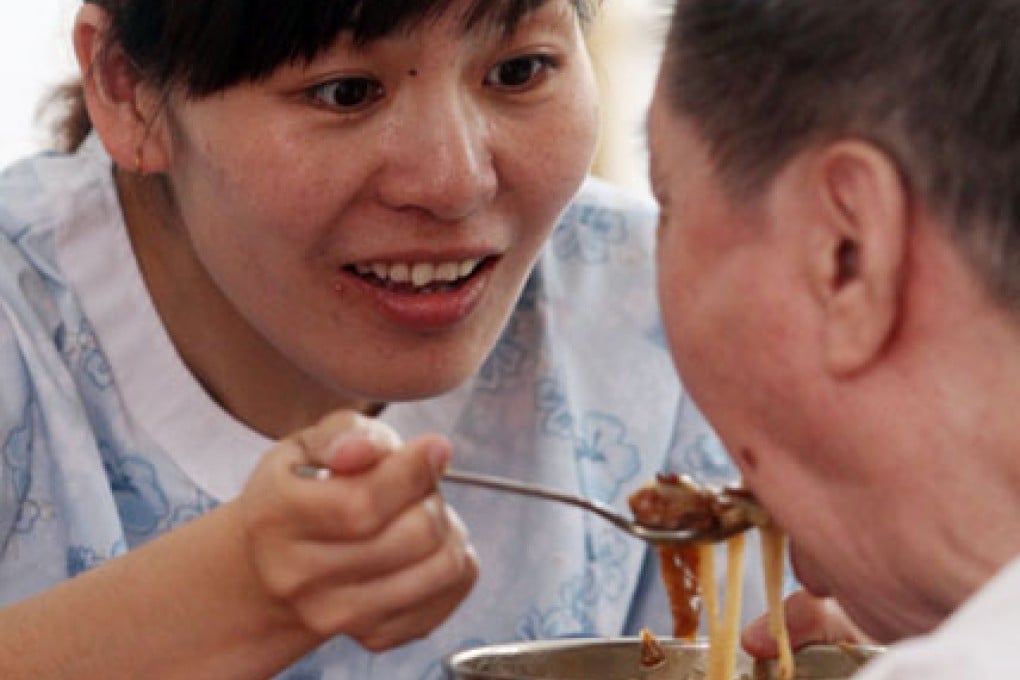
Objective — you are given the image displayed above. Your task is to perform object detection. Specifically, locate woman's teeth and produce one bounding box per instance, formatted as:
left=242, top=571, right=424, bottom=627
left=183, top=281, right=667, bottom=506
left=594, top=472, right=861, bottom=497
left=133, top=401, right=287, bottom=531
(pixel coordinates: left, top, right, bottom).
left=350, top=257, right=484, bottom=290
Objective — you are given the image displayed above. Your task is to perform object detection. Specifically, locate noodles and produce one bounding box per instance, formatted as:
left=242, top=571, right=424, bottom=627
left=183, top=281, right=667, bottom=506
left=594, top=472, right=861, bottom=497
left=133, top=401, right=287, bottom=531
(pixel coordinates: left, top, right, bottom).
left=721, top=534, right=747, bottom=679
left=699, top=536, right=744, bottom=680
left=697, top=543, right=718, bottom=651
left=762, top=526, right=794, bottom=680
left=698, top=531, right=792, bottom=680
left=628, top=477, right=795, bottom=680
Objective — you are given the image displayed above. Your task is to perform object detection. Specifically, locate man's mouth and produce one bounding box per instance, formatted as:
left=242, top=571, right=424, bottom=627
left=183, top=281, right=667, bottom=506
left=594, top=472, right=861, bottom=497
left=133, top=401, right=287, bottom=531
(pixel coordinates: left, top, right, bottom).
left=343, top=256, right=490, bottom=294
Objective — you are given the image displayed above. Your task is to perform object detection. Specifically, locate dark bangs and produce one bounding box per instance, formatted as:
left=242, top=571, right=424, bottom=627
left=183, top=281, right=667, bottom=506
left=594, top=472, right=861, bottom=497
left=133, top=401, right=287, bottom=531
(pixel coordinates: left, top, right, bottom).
left=102, top=0, right=594, bottom=96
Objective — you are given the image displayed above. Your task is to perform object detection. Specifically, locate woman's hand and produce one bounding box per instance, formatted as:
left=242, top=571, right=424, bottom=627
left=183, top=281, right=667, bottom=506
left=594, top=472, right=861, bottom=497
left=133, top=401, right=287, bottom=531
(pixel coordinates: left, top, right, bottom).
left=237, top=411, right=478, bottom=652
left=742, top=589, right=871, bottom=657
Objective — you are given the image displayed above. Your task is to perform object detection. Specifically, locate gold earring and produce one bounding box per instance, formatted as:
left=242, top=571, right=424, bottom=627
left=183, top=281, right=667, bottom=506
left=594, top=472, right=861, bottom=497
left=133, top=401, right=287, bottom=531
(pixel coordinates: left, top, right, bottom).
left=134, top=146, right=144, bottom=175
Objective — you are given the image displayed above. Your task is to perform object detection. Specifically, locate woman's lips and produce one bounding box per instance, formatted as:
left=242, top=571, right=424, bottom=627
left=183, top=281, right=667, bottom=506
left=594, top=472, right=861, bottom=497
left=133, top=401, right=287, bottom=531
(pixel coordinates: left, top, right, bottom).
left=337, top=256, right=497, bottom=330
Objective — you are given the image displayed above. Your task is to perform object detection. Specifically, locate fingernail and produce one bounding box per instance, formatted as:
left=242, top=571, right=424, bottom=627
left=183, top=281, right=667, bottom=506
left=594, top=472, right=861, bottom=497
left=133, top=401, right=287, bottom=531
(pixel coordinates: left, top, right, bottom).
left=326, top=430, right=372, bottom=457
left=424, top=495, right=450, bottom=541
left=302, top=424, right=366, bottom=458
left=741, top=618, right=776, bottom=655
left=426, top=441, right=451, bottom=474
left=366, top=423, right=402, bottom=450
left=745, top=619, right=765, bottom=640
left=463, top=544, right=479, bottom=571
left=451, top=542, right=468, bottom=571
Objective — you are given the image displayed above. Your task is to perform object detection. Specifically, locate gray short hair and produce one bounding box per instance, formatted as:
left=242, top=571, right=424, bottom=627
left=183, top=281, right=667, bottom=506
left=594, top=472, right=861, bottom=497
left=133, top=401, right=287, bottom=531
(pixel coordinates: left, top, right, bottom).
left=662, top=0, right=1020, bottom=311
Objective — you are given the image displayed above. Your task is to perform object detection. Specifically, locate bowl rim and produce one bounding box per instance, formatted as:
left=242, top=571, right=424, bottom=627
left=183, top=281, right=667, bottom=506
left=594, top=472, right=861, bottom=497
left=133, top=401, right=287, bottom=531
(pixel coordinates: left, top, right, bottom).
left=443, top=637, right=887, bottom=680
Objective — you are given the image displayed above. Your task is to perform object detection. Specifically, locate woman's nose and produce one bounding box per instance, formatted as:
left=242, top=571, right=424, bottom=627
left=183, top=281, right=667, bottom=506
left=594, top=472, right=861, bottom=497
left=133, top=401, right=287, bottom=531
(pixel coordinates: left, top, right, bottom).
left=375, top=93, right=499, bottom=222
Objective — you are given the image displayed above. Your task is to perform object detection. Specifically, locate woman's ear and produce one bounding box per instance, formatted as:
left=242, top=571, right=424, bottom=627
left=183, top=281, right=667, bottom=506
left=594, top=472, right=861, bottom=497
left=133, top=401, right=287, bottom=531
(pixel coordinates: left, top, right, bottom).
left=73, top=4, right=169, bottom=173
left=807, top=141, right=909, bottom=376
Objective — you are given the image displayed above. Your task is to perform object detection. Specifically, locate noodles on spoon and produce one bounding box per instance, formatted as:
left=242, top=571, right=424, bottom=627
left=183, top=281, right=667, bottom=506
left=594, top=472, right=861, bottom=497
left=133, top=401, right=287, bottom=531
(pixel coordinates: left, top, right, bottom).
left=629, top=475, right=793, bottom=680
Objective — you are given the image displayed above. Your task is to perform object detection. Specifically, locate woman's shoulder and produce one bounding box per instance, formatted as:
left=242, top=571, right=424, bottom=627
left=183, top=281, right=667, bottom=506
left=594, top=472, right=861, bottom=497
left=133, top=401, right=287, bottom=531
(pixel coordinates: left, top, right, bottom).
left=0, top=140, right=118, bottom=363
left=542, top=177, right=658, bottom=272
left=0, top=137, right=114, bottom=245
left=565, top=176, right=658, bottom=229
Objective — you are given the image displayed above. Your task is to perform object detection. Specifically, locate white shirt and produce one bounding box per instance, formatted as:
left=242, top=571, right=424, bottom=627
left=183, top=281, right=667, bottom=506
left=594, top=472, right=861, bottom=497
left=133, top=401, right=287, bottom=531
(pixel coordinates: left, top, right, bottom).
left=853, top=556, right=1020, bottom=678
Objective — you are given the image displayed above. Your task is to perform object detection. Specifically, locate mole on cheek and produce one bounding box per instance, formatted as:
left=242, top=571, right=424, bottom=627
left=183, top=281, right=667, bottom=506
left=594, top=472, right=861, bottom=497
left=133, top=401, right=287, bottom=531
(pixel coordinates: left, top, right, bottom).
left=408, top=69, right=419, bottom=77
left=738, top=447, right=759, bottom=472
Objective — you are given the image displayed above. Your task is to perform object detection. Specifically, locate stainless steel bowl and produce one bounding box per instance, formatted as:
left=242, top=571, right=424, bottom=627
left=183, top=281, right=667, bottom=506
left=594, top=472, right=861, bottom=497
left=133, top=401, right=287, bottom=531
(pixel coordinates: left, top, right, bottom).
left=444, top=638, right=883, bottom=680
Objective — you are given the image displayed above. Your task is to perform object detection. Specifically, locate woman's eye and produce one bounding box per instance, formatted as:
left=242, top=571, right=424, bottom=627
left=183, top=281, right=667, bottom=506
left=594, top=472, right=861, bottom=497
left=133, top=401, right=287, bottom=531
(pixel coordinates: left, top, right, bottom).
left=310, top=77, right=384, bottom=111
left=484, top=55, right=556, bottom=91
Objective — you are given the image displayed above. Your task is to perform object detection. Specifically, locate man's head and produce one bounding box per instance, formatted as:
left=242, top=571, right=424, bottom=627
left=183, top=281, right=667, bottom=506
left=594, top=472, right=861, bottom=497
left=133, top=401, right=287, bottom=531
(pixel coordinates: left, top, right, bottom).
left=659, top=0, right=1020, bottom=310
left=649, top=0, right=1020, bottom=641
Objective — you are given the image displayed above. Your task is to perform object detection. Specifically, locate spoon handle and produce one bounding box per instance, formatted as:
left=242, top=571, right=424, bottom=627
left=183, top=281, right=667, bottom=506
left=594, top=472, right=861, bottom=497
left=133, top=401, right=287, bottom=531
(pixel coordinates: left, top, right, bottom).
left=441, top=468, right=634, bottom=531
left=292, top=463, right=633, bottom=531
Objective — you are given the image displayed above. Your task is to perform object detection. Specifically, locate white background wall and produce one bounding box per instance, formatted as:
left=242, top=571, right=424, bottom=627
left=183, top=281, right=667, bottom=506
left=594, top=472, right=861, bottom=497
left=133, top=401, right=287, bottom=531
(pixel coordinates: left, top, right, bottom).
left=588, top=0, right=667, bottom=197
left=0, top=0, right=80, bottom=166
left=0, top=1, right=665, bottom=196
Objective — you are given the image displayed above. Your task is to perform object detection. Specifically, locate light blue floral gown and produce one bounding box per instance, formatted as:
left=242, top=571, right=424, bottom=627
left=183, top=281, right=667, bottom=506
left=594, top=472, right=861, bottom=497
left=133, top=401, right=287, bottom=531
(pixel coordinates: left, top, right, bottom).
left=0, top=137, right=764, bottom=679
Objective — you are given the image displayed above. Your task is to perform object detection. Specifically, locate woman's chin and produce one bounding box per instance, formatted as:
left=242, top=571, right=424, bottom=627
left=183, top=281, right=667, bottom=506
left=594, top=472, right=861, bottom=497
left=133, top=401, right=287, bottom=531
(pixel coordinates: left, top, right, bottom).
left=357, top=364, right=482, bottom=405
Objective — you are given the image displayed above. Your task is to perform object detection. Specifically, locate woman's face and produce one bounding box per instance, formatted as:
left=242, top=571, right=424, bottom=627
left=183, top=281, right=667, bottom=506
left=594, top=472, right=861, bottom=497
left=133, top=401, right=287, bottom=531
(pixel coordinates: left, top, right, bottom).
left=149, top=0, right=598, bottom=406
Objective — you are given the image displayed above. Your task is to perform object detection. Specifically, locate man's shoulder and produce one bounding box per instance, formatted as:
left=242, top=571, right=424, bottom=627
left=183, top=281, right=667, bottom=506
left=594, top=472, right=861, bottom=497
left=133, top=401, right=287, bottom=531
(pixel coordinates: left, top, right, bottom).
left=854, top=556, right=1020, bottom=679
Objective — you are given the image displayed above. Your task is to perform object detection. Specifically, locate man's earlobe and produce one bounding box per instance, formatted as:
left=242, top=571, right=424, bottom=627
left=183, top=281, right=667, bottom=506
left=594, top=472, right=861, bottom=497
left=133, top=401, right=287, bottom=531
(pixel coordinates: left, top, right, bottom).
left=814, top=141, right=909, bottom=376
left=72, top=4, right=169, bottom=173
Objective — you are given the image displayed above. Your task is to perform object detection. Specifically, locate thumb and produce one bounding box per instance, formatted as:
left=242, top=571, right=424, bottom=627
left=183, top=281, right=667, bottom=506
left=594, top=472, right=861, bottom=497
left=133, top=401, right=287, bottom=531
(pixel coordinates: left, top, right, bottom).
left=298, top=410, right=404, bottom=475
left=742, top=590, right=869, bottom=658
left=742, top=610, right=781, bottom=658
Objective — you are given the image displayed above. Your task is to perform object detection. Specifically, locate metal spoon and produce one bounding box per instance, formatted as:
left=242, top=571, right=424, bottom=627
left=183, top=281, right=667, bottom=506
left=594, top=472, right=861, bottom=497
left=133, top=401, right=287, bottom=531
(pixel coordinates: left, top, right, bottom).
left=291, top=463, right=765, bottom=546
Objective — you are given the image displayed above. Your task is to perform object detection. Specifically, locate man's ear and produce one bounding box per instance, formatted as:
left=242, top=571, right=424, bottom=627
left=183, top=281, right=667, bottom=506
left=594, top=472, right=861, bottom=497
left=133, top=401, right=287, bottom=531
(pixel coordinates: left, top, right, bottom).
left=73, top=4, right=169, bottom=173
left=805, top=141, right=909, bottom=376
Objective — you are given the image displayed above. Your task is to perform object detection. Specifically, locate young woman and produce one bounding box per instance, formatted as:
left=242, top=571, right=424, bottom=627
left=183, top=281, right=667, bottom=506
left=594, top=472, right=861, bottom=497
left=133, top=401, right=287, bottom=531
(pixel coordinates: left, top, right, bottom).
left=0, top=0, right=747, bottom=677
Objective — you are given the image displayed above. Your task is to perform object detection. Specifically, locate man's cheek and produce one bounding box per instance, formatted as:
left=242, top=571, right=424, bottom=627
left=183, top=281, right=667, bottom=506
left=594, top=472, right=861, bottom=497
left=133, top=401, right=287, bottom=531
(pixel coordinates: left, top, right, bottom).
left=790, top=544, right=832, bottom=598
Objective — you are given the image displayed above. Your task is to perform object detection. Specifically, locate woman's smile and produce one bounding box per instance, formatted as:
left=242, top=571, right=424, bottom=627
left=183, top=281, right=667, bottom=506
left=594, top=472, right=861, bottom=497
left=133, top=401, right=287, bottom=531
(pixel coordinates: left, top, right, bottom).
left=337, top=253, right=499, bottom=329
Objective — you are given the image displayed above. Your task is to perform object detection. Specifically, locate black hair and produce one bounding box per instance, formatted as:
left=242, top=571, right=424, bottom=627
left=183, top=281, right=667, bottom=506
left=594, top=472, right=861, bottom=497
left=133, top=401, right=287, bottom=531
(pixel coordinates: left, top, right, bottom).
left=90, top=0, right=596, bottom=95
left=57, top=0, right=596, bottom=149
left=662, top=0, right=1020, bottom=310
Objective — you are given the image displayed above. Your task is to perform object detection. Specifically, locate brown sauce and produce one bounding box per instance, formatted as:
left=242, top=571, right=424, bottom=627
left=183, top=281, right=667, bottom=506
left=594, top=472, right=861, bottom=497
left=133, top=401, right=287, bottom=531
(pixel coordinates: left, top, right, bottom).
left=628, top=474, right=710, bottom=641
left=657, top=543, right=702, bottom=639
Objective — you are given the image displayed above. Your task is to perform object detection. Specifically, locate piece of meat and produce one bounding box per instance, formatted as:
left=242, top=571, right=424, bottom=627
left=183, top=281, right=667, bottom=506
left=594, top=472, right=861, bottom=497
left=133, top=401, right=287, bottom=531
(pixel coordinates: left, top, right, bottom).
left=638, top=627, right=668, bottom=669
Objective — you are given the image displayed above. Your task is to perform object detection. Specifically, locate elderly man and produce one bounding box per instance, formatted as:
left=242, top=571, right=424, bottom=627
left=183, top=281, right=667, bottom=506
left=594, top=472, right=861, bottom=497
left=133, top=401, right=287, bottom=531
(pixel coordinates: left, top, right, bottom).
left=648, top=0, right=1020, bottom=677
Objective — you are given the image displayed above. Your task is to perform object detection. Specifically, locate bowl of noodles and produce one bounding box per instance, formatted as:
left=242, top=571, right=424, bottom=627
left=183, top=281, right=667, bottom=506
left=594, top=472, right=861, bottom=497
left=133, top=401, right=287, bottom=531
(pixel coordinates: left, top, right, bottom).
left=447, top=476, right=883, bottom=679
left=443, top=638, right=883, bottom=680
